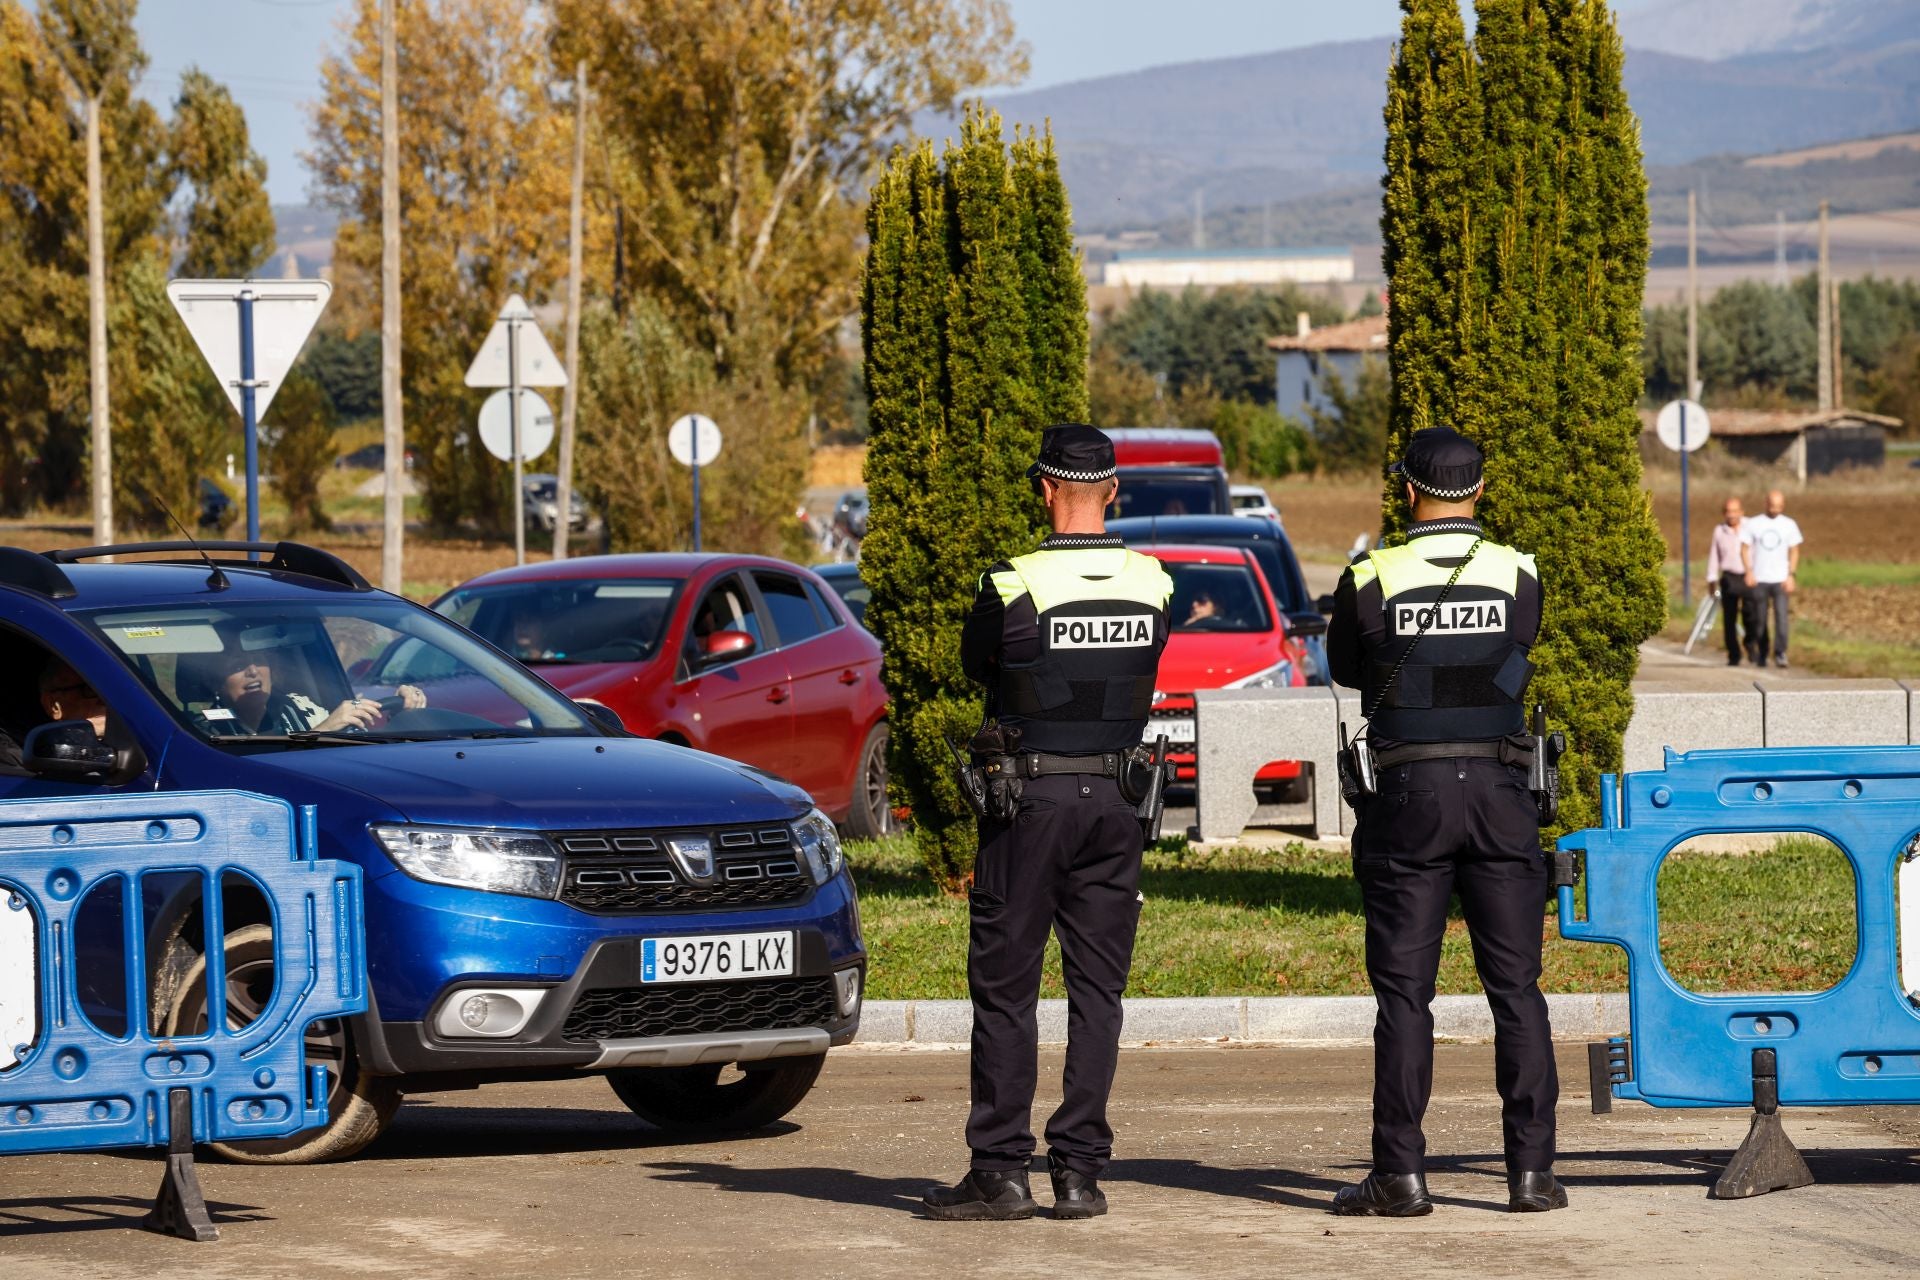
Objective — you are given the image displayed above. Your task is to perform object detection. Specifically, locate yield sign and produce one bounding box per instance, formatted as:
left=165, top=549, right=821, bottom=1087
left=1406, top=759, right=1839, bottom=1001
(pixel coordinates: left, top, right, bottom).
left=166, top=279, right=332, bottom=419
left=464, top=293, right=568, bottom=388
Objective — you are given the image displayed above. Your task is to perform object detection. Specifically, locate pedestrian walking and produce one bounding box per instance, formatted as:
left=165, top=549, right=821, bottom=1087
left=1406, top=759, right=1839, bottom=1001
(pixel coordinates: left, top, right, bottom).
left=1741, top=489, right=1803, bottom=668
left=1706, top=498, right=1754, bottom=666
left=1326, top=427, right=1564, bottom=1217
left=922, top=423, right=1174, bottom=1222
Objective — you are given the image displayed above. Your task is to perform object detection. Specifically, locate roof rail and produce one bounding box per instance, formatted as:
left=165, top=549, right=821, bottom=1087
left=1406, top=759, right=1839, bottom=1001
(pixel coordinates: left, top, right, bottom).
left=45, top=541, right=372, bottom=591
left=0, top=547, right=78, bottom=599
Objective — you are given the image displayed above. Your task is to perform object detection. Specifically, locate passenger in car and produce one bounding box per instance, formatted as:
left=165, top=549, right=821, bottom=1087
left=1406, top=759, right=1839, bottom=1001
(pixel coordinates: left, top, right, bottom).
left=182, top=638, right=426, bottom=735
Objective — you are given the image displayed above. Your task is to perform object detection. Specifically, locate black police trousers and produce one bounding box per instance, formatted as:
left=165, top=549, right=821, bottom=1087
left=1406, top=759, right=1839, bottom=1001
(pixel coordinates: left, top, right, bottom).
left=967, top=772, right=1144, bottom=1179
left=1351, top=755, right=1558, bottom=1176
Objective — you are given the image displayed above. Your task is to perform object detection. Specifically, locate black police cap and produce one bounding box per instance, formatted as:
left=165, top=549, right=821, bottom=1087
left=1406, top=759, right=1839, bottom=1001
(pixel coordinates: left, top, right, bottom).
left=1027, top=423, right=1117, bottom=483
left=1389, top=427, right=1484, bottom=500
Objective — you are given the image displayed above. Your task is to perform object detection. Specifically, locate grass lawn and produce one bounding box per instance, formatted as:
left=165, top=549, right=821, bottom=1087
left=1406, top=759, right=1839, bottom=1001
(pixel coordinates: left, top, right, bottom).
left=849, top=834, right=1857, bottom=1000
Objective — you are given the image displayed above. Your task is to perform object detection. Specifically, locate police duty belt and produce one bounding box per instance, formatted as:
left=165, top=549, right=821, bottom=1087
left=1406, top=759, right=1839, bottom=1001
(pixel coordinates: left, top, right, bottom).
left=1372, top=737, right=1536, bottom=771
left=982, top=751, right=1126, bottom=780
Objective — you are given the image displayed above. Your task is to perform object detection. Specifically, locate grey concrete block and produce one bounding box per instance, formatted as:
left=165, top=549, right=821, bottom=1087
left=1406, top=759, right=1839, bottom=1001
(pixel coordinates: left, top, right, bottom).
left=907, top=1000, right=974, bottom=1045
left=1621, top=683, right=1765, bottom=776
left=1758, top=679, right=1909, bottom=748
left=1244, top=995, right=1377, bottom=1041
left=1193, top=687, right=1337, bottom=841
left=1902, top=680, right=1919, bottom=745
left=855, top=1000, right=909, bottom=1045
left=1121, top=996, right=1245, bottom=1042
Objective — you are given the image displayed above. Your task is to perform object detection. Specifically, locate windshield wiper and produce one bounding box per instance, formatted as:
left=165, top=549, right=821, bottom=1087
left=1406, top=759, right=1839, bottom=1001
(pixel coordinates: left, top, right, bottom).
left=209, top=731, right=405, bottom=747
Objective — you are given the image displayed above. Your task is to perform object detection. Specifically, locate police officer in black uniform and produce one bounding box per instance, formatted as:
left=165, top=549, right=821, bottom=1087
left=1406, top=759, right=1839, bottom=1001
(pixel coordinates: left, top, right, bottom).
left=1327, top=427, right=1566, bottom=1216
left=922, top=424, right=1174, bottom=1222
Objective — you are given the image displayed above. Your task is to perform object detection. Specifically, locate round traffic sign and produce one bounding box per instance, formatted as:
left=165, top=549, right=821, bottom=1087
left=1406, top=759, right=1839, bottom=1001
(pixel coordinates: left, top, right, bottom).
left=478, top=389, right=555, bottom=462
left=1656, top=399, right=1711, bottom=453
left=668, top=414, right=723, bottom=467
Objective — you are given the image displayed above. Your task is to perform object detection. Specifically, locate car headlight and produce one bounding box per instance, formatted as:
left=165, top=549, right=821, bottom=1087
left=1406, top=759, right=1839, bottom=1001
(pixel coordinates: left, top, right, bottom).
left=372, top=825, right=561, bottom=899
left=792, top=808, right=844, bottom=886
left=1227, top=659, right=1294, bottom=690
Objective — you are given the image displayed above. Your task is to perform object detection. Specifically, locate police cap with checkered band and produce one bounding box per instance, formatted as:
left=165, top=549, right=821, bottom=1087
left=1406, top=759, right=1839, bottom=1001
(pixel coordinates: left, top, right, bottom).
left=1027, top=423, right=1117, bottom=485
left=1389, top=427, right=1484, bottom=501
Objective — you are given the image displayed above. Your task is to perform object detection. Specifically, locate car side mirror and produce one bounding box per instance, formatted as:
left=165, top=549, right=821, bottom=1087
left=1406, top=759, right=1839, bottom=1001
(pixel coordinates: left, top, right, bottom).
left=1288, top=611, right=1329, bottom=638
left=575, top=700, right=627, bottom=736
left=1315, top=593, right=1337, bottom=616
left=24, top=720, right=144, bottom=785
left=699, top=629, right=757, bottom=665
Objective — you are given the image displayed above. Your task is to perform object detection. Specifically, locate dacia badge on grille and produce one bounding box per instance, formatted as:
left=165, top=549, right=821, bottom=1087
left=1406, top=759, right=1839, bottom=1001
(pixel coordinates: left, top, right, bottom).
left=665, top=835, right=716, bottom=882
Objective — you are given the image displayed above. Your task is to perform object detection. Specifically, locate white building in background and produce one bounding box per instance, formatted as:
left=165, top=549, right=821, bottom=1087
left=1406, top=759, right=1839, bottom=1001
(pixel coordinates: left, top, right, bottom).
left=1102, top=246, right=1355, bottom=289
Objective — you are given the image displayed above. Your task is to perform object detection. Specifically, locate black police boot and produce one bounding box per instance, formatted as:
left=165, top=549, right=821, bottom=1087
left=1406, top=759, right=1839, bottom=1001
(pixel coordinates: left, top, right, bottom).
left=1508, top=1170, right=1568, bottom=1213
left=1048, top=1153, right=1108, bottom=1220
left=922, top=1169, right=1038, bottom=1221
left=1331, top=1171, right=1432, bottom=1217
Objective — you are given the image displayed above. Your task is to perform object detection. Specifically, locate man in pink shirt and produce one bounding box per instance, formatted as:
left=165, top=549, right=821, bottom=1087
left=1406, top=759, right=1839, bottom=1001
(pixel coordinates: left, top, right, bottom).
left=1705, top=497, right=1752, bottom=666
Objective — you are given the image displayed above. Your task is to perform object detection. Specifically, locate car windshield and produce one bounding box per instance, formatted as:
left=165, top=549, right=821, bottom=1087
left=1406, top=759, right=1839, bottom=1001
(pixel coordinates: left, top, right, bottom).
left=85, top=599, right=595, bottom=744
left=1115, top=477, right=1220, bottom=519
left=436, top=578, right=681, bottom=665
left=819, top=570, right=870, bottom=626
left=1161, top=562, right=1272, bottom=633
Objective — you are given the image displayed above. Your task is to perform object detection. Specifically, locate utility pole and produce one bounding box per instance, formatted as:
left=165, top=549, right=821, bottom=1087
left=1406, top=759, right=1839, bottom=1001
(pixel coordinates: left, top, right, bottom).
left=1686, top=189, right=1699, bottom=403
left=553, top=61, right=587, bottom=561
left=379, top=0, right=405, bottom=591
left=1832, top=277, right=1844, bottom=410
left=1193, top=188, right=1204, bottom=251
left=1816, top=200, right=1832, bottom=413
left=1773, top=211, right=1787, bottom=287
left=85, top=92, right=111, bottom=549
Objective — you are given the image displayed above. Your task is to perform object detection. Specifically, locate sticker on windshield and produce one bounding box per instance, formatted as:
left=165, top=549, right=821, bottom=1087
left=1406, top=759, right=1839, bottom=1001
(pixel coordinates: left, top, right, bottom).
left=121, top=626, right=166, bottom=639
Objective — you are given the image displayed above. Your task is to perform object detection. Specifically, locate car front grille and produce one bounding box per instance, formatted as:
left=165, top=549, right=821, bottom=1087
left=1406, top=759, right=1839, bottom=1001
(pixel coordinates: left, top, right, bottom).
left=554, top=825, right=811, bottom=913
left=561, top=976, right=838, bottom=1043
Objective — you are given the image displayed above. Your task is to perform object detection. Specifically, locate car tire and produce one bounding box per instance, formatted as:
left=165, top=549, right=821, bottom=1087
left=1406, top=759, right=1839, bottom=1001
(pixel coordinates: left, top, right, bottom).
left=605, top=1054, right=826, bottom=1132
left=843, top=721, right=892, bottom=839
left=162, top=923, right=401, bottom=1164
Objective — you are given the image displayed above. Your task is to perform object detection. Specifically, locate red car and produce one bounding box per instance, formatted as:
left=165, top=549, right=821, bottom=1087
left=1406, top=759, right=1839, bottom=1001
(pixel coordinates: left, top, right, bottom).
left=1140, top=545, right=1309, bottom=800
left=434, top=554, right=893, bottom=836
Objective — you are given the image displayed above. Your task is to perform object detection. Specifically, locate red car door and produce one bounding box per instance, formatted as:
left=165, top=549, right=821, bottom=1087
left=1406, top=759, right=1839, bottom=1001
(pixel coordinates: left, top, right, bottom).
left=749, top=569, right=866, bottom=813
left=676, top=571, right=795, bottom=777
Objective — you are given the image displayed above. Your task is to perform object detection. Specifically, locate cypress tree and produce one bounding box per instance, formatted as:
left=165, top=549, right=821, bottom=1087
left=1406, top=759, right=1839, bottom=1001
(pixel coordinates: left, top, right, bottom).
left=861, top=109, right=1088, bottom=888
left=1379, top=0, right=1666, bottom=831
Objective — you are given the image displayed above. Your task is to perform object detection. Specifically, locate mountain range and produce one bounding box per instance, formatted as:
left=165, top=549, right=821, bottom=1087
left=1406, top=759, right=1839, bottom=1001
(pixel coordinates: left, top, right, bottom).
left=947, top=0, right=1920, bottom=236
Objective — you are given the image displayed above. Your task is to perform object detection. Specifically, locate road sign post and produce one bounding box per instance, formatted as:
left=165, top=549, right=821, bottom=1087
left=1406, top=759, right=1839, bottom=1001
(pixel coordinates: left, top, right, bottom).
left=1656, top=398, right=1711, bottom=606
left=668, top=414, right=723, bottom=552
left=467, top=295, right=567, bottom=567
left=167, top=280, right=332, bottom=553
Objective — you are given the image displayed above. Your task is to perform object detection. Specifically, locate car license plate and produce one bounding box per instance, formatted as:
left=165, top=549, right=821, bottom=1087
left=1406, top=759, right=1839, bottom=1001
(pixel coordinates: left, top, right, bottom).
left=641, top=931, right=794, bottom=984
left=1148, top=716, right=1196, bottom=745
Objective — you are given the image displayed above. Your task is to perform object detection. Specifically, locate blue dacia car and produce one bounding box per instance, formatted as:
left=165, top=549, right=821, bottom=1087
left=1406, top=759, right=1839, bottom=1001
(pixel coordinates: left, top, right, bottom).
left=0, top=541, right=865, bottom=1162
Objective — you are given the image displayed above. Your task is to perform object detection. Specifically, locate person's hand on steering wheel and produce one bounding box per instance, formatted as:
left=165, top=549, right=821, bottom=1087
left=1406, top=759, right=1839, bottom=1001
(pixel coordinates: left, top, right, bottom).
left=315, top=696, right=383, bottom=732
left=395, top=683, right=427, bottom=710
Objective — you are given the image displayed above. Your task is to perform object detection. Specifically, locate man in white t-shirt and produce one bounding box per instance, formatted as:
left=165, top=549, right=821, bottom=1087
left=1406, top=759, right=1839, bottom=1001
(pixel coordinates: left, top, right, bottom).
left=1740, top=489, right=1803, bottom=668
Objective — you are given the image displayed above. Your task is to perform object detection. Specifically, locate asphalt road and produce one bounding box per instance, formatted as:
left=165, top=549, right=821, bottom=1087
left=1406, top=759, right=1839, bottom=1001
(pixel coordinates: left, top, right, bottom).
left=4, top=1044, right=1917, bottom=1278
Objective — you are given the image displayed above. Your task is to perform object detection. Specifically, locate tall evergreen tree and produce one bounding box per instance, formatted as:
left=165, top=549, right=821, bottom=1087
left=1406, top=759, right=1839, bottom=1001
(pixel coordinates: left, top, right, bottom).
left=862, top=110, right=1087, bottom=887
left=1379, top=0, right=1665, bottom=830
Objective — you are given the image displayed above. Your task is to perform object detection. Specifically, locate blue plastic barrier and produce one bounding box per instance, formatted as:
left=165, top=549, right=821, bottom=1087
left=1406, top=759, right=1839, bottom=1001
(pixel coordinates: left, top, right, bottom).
left=1557, top=744, right=1920, bottom=1197
left=0, top=790, right=365, bottom=1239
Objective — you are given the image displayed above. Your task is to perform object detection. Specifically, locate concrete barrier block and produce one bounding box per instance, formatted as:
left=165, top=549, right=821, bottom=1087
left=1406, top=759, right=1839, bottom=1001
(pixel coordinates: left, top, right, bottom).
left=1193, top=687, right=1337, bottom=841
left=1121, top=997, right=1244, bottom=1042
left=1902, top=680, right=1919, bottom=745
left=908, top=1000, right=974, bottom=1045
left=855, top=1001, right=908, bottom=1045
left=1243, top=995, right=1377, bottom=1041
left=1758, top=679, right=1909, bottom=748
left=1621, top=683, right=1764, bottom=776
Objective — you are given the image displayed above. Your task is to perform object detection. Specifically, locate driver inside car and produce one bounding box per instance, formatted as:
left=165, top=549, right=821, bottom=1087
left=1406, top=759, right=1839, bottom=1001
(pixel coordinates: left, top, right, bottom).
left=184, top=634, right=426, bottom=735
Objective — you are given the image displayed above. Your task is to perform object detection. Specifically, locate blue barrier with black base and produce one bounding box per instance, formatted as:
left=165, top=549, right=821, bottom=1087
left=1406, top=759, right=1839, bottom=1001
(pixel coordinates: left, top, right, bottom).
left=1557, top=744, right=1920, bottom=1198
left=0, top=791, right=365, bottom=1240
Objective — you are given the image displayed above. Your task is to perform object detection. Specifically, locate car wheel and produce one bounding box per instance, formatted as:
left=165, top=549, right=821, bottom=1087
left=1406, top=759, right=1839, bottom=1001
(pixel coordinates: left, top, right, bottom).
left=844, top=721, right=892, bottom=839
left=605, top=1054, right=826, bottom=1132
left=162, top=923, right=401, bottom=1164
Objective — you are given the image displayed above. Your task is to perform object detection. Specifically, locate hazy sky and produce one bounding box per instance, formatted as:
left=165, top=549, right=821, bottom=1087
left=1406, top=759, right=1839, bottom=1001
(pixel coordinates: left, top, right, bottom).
left=131, top=0, right=1665, bottom=203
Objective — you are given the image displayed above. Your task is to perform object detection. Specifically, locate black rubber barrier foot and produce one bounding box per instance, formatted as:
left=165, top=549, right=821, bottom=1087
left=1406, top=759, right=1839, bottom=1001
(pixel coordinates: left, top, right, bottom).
left=144, top=1088, right=219, bottom=1242
left=1711, top=1047, right=1814, bottom=1200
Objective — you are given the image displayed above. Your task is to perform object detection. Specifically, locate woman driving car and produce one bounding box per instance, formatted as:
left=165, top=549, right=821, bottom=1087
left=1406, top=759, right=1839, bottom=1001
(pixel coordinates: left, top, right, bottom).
left=185, top=635, right=425, bottom=735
